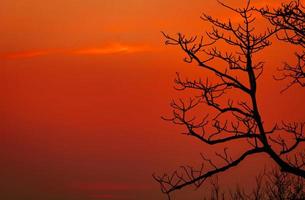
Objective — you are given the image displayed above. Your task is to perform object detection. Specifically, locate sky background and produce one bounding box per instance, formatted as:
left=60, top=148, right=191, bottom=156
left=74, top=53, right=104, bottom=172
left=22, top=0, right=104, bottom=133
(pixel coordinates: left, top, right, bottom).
left=1, top=0, right=305, bottom=200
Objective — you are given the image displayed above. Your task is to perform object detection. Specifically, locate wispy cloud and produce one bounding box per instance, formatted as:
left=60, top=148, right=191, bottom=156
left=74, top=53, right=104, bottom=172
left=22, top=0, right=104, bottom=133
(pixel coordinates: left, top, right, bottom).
left=70, top=181, right=151, bottom=191
left=1, top=50, right=52, bottom=59
left=0, top=43, right=152, bottom=60
left=91, top=194, right=116, bottom=199
left=90, top=194, right=132, bottom=200
left=68, top=182, right=150, bottom=200
left=73, top=43, right=150, bottom=55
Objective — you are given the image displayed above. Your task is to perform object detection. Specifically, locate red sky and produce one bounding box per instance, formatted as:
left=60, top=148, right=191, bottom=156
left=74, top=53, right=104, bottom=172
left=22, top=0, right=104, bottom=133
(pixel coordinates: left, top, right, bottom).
left=1, top=0, right=305, bottom=200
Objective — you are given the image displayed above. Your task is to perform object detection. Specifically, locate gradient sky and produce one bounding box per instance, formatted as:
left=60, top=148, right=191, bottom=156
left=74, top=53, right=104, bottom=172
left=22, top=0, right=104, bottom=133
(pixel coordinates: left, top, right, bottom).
left=1, top=0, right=305, bottom=200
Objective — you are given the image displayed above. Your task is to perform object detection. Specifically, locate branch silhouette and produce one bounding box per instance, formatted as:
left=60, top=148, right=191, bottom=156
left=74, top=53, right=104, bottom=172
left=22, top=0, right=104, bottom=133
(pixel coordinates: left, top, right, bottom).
left=259, top=0, right=305, bottom=91
left=205, top=167, right=305, bottom=200
left=154, top=0, right=305, bottom=198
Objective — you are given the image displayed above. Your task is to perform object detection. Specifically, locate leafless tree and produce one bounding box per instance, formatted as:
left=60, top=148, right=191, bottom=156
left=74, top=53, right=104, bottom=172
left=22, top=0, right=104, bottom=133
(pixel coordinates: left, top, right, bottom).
left=259, top=0, right=305, bottom=91
left=153, top=0, right=305, bottom=199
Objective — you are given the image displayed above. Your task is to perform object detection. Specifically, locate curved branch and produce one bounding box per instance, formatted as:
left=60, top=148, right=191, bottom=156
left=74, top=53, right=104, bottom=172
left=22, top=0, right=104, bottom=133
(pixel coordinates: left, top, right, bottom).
left=154, top=147, right=266, bottom=194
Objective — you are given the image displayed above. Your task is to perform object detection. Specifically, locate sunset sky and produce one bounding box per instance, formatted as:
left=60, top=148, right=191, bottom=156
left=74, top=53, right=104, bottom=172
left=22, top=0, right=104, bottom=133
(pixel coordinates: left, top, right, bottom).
left=1, top=0, right=305, bottom=200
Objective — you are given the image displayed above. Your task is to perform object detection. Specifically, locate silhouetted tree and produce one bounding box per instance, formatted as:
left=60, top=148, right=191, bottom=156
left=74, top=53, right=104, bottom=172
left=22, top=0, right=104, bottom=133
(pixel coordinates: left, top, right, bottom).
left=153, top=1, right=305, bottom=199
left=260, top=0, right=305, bottom=91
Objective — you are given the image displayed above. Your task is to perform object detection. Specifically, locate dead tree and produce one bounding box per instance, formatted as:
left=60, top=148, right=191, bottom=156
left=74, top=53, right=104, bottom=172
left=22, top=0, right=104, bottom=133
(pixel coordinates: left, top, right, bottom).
left=153, top=1, right=305, bottom=199
left=260, top=0, right=305, bottom=91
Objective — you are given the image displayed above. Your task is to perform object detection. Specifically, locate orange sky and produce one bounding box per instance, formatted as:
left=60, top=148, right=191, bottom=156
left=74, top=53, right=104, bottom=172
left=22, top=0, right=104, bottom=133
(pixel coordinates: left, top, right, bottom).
left=1, top=0, right=305, bottom=200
